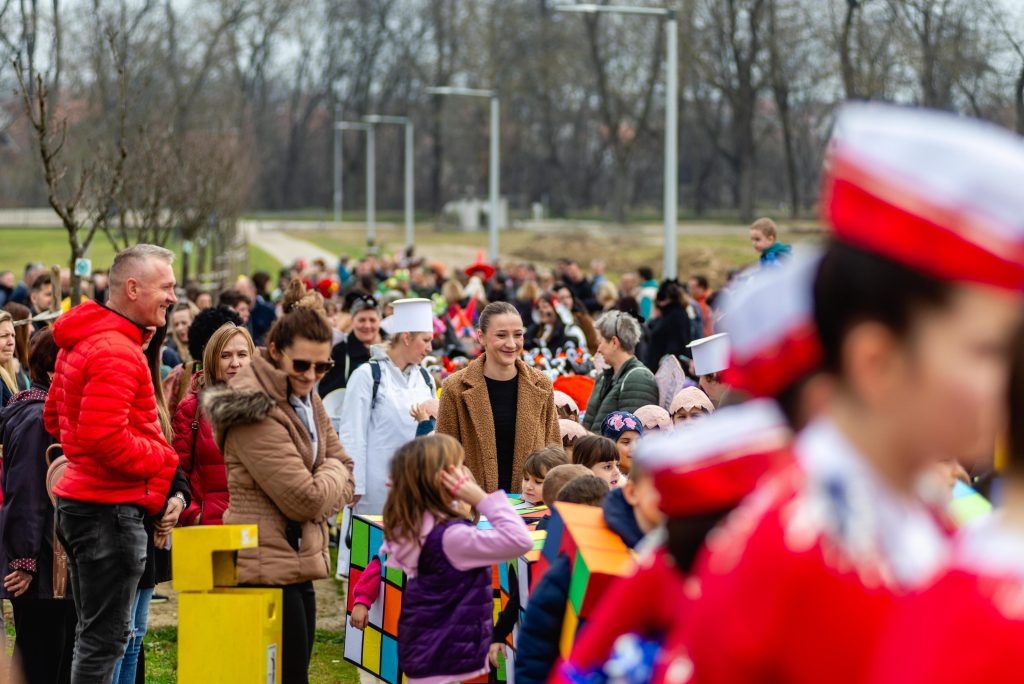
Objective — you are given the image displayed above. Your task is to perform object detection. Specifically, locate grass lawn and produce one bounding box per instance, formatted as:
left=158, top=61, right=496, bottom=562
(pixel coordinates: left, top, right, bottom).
left=249, top=243, right=287, bottom=273
left=0, top=227, right=121, bottom=275
left=290, top=225, right=818, bottom=286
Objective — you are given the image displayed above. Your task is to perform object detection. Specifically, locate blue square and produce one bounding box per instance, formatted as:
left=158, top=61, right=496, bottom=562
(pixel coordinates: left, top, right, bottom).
left=381, top=634, right=400, bottom=684
left=368, top=524, right=384, bottom=560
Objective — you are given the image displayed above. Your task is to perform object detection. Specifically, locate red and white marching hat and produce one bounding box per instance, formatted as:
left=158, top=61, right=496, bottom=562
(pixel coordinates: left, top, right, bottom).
left=823, top=103, right=1024, bottom=290
left=635, top=400, right=792, bottom=517
left=719, top=248, right=823, bottom=397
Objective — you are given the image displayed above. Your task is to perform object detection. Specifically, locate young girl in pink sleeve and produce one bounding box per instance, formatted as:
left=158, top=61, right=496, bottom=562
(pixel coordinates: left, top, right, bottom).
left=348, top=434, right=533, bottom=684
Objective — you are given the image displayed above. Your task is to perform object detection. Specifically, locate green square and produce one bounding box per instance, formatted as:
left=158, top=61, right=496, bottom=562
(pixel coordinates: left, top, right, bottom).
left=568, top=549, right=591, bottom=615
left=351, top=517, right=369, bottom=568
left=384, top=563, right=404, bottom=587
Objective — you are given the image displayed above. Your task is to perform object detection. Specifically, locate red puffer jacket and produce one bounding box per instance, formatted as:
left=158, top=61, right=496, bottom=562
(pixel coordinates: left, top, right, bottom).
left=44, top=301, right=178, bottom=515
left=172, top=373, right=229, bottom=525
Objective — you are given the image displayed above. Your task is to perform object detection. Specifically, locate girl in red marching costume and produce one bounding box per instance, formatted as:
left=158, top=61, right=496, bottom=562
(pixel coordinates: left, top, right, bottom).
left=868, top=321, right=1024, bottom=683
left=681, top=104, right=1024, bottom=684
left=555, top=248, right=828, bottom=683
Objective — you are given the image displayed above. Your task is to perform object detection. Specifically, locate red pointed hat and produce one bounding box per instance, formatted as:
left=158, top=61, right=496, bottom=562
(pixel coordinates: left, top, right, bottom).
left=822, top=103, right=1024, bottom=290
left=464, top=251, right=496, bottom=281
left=719, top=248, right=823, bottom=398
left=635, top=400, right=792, bottom=517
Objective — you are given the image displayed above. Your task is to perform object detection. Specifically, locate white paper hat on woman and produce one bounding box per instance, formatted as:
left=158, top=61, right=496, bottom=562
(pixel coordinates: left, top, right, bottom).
left=381, top=298, right=434, bottom=335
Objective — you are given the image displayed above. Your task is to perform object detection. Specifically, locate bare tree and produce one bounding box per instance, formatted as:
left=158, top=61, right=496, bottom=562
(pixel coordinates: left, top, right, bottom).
left=13, top=31, right=128, bottom=306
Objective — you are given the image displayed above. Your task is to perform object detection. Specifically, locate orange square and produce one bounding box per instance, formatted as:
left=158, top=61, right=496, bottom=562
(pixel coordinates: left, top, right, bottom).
left=383, top=583, right=402, bottom=636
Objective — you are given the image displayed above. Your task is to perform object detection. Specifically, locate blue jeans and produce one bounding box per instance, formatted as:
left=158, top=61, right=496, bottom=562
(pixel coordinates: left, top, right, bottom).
left=56, top=498, right=147, bottom=684
left=110, top=587, right=154, bottom=684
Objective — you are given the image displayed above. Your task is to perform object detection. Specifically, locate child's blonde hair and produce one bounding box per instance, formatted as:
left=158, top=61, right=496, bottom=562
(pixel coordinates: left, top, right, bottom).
left=750, top=217, right=777, bottom=240
left=383, top=434, right=476, bottom=546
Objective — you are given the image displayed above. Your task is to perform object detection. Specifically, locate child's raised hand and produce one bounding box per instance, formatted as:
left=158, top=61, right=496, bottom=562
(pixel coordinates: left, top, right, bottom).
left=439, top=465, right=487, bottom=507
left=410, top=402, right=431, bottom=422
left=350, top=604, right=369, bottom=631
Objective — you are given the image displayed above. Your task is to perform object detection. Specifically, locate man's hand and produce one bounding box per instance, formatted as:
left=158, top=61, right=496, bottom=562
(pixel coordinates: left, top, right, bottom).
left=4, top=570, right=32, bottom=597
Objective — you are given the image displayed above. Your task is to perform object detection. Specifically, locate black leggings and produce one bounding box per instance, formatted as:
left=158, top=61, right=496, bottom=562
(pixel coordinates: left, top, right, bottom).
left=280, top=582, right=317, bottom=684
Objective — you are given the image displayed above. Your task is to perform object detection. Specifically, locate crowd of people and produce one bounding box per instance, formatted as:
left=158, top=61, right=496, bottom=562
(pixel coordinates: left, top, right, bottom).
left=4, top=100, right=1023, bottom=684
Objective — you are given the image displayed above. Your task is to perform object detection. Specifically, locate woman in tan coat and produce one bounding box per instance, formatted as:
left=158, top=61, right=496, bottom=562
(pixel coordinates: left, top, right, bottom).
left=437, top=302, right=560, bottom=494
left=203, top=307, right=352, bottom=684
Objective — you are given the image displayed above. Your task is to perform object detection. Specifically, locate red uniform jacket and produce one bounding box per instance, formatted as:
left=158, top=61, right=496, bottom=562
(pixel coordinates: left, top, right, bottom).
left=682, top=420, right=951, bottom=684
left=44, top=301, right=178, bottom=515
left=870, top=518, right=1024, bottom=683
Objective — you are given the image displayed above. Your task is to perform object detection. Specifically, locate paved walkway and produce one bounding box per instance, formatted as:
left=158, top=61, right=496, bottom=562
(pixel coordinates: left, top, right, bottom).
left=240, top=221, right=340, bottom=269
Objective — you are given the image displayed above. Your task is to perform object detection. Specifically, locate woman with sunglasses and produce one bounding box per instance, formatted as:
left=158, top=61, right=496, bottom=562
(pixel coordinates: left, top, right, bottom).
left=318, top=292, right=383, bottom=429
left=338, top=299, right=437, bottom=516
left=204, top=306, right=353, bottom=684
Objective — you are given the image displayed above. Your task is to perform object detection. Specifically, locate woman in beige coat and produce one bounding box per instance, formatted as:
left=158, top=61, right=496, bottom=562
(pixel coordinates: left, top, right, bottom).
left=437, top=302, right=560, bottom=494
left=204, top=307, right=353, bottom=684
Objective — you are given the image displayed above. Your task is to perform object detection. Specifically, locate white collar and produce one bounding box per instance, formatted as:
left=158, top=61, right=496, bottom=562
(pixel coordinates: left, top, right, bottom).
left=794, top=418, right=949, bottom=588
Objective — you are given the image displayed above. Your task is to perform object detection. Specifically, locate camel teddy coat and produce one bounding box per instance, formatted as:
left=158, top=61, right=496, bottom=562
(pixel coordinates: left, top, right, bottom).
left=436, top=355, right=560, bottom=493
left=203, top=350, right=353, bottom=586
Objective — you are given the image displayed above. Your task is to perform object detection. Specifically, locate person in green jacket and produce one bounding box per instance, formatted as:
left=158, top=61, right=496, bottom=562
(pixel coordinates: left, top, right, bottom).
left=582, top=311, right=660, bottom=433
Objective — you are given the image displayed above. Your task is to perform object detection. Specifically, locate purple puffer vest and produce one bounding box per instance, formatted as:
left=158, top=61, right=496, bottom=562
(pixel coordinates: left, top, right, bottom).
left=398, top=518, right=493, bottom=678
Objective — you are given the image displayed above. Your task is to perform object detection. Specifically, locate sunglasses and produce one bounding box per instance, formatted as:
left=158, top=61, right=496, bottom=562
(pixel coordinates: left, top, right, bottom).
left=282, top=351, right=334, bottom=375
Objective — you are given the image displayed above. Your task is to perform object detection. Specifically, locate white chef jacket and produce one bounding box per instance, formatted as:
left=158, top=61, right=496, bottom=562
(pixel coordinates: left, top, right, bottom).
left=338, top=351, right=436, bottom=515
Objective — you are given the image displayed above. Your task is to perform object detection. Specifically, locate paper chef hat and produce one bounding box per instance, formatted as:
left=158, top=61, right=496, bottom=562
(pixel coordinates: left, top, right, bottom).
left=719, top=248, right=823, bottom=397
left=687, top=333, right=730, bottom=377
left=381, top=298, right=434, bottom=335
left=635, top=400, right=792, bottom=517
left=823, top=103, right=1024, bottom=290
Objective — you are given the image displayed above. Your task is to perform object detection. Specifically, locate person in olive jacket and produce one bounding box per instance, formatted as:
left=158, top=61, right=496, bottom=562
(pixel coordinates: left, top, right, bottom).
left=582, top=311, right=660, bottom=433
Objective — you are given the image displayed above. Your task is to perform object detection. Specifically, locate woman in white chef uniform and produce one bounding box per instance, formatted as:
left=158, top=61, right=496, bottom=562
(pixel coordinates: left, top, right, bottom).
left=338, top=298, right=437, bottom=515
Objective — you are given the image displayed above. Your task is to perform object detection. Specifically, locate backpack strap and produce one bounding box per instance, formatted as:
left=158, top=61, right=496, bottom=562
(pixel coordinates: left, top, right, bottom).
left=419, top=366, right=434, bottom=395
left=369, top=360, right=434, bottom=410
left=370, top=360, right=382, bottom=409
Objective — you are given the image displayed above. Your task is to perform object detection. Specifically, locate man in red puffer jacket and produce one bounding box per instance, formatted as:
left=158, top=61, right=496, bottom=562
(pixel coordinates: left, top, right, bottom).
left=45, top=244, right=179, bottom=683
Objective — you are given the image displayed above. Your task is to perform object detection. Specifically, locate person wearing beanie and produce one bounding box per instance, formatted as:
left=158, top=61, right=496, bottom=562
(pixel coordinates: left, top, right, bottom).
left=600, top=410, right=643, bottom=477
left=684, top=104, right=1024, bottom=684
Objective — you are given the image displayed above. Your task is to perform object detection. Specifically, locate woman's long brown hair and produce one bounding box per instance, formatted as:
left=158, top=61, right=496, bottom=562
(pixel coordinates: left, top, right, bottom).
left=1007, top=320, right=1024, bottom=474
left=383, top=434, right=475, bottom=547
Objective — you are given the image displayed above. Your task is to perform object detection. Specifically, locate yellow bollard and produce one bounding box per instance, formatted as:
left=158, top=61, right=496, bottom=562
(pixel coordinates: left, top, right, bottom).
left=173, top=525, right=282, bottom=684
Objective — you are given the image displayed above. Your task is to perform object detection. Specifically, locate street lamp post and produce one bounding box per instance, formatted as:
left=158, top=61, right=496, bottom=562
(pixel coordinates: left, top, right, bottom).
left=426, top=86, right=500, bottom=263
left=555, top=4, right=679, bottom=280
left=363, top=115, right=415, bottom=250
left=334, top=121, right=374, bottom=245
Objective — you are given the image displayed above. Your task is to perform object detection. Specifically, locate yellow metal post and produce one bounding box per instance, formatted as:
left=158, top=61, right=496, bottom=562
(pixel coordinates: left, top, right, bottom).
left=173, top=525, right=282, bottom=684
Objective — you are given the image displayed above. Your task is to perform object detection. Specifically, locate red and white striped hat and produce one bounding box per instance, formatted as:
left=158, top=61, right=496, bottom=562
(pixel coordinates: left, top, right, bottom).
left=720, top=248, right=823, bottom=397
left=823, top=103, right=1024, bottom=290
left=635, top=400, right=792, bottom=517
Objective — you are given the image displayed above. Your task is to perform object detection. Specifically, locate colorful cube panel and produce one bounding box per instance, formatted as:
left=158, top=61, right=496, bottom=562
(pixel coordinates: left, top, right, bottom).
left=542, top=502, right=635, bottom=658
left=344, top=499, right=547, bottom=683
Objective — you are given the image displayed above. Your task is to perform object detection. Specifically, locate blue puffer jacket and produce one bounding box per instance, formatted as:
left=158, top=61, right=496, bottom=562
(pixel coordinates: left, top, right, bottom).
left=515, top=554, right=572, bottom=684
left=602, top=488, right=645, bottom=550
